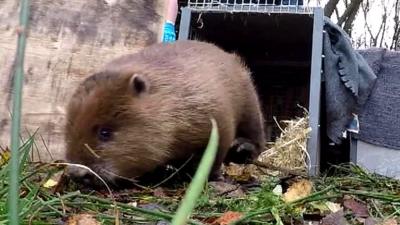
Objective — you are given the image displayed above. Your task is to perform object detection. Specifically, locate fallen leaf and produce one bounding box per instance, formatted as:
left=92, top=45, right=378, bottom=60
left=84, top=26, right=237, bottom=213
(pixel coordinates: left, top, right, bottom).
left=326, top=201, right=342, bottom=213
left=224, top=163, right=252, bottom=182
left=209, top=181, right=245, bottom=198
left=343, top=198, right=369, bottom=218
left=43, top=170, right=64, bottom=189
left=0, top=147, right=11, bottom=166
left=377, top=218, right=398, bottom=225
left=43, top=179, right=58, bottom=188
left=53, top=170, right=71, bottom=194
left=283, top=179, right=313, bottom=203
left=363, top=217, right=377, bottom=225
left=66, top=213, right=100, bottom=225
left=212, top=211, right=243, bottom=225
left=272, top=185, right=283, bottom=196
left=321, top=209, right=348, bottom=225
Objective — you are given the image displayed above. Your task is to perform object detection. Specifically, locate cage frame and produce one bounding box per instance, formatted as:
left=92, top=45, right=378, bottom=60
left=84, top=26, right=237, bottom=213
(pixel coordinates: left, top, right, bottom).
left=177, top=5, right=324, bottom=176
left=185, top=0, right=314, bottom=14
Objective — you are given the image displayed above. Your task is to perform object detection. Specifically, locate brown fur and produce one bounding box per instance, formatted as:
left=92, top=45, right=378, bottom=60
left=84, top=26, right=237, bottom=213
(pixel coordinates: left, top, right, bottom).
left=65, top=40, right=265, bottom=186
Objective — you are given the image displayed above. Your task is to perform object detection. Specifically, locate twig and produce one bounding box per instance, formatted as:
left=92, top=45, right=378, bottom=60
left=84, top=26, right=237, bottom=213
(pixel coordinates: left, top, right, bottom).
left=39, top=134, right=53, bottom=161
left=386, top=205, right=400, bottom=219
left=56, top=192, right=67, bottom=215
left=273, top=116, right=284, bottom=133
left=371, top=199, right=385, bottom=218
left=340, top=190, right=400, bottom=202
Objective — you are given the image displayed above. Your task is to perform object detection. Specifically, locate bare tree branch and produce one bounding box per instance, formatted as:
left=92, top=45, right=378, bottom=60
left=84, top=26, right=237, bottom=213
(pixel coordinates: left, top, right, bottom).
left=343, top=0, right=362, bottom=35
left=337, top=0, right=363, bottom=26
left=390, top=0, right=400, bottom=50
left=324, top=0, right=340, bottom=18
left=334, top=7, right=340, bottom=20
left=379, top=0, right=388, bottom=47
left=362, top=0, right=379, bottom=46
left=336, top=0, right=363, bottom=36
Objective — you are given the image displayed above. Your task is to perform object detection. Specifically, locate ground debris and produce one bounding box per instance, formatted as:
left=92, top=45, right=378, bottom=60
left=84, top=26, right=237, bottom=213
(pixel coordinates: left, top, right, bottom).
left=283, top=179, right=313, bottom=203
left=378, top=218, right=398, bottom=225
left=343, top=196, right=369, bottom=218
left=321, top=209, right=349, bottom=225
left=65, top=213, right=100, bottom=225
left=209, top=211, right=243, bottom=225
left=209, top=181, right=245, bottom=198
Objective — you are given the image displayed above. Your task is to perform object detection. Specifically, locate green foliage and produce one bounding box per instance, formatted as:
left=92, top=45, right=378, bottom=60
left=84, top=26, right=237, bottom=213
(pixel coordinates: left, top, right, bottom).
left=2, top=131, right=400, bottom=225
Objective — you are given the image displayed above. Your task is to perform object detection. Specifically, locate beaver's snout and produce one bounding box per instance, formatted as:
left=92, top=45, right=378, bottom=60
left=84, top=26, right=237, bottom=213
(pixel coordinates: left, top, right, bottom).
left=66, top=165, right=136, bottom=189
left=66, top=166, right=96, bottom=186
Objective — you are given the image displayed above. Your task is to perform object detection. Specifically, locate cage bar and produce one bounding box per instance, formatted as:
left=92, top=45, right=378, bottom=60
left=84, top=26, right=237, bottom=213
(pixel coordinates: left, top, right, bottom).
left=186, top=0, right=318, bottom=14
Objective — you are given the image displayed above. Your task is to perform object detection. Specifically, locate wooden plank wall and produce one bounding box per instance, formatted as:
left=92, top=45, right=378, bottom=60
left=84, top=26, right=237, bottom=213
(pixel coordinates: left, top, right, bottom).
left=0, top=0, right=166, bottom=161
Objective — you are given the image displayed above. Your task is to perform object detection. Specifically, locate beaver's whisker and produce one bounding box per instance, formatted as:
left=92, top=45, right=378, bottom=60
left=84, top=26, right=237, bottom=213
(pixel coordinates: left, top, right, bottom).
left=101, top=169, right=150, bottom=190
left=84, top=143, right=101, bottom=158
left=151, top=154, right=194, bottom=189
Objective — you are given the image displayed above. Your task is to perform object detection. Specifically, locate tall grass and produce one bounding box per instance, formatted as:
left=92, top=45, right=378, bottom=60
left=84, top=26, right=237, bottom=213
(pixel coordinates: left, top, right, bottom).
left=171, top=119, right=219, bottom=225
left=9, top=0, right=31, bottom=224
left=2, top=135, right=35, bottom=224
left=1, top=121, right=219, bottom=224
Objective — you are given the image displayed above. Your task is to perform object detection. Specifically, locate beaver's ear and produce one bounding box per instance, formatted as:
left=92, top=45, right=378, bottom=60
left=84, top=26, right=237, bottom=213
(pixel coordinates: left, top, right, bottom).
left=129, top=74, right=149, bottom=96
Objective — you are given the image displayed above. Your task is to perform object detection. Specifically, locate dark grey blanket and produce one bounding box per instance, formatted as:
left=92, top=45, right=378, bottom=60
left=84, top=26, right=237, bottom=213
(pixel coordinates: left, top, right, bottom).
left=323, top=17, right=377, bottom=144
left=355, top=48, right=400, bottom=150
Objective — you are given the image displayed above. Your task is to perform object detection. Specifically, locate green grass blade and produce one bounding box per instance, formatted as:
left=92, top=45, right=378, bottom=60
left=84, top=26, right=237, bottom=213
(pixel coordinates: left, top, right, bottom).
left=8, top=0, right=31, bottom=224
left=171, top=119, right=219, bottom=225
left=19, top=131, right=37, bottom=174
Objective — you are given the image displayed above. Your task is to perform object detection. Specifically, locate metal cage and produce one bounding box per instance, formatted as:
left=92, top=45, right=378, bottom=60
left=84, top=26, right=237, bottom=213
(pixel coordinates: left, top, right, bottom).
left=178, top=3, right=324, bottom=176
left=186, top=0, right=320, bottom=14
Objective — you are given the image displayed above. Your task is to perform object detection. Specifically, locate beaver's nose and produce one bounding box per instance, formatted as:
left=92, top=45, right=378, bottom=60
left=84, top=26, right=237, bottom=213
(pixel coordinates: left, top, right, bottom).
left=66, top=166, right=94, bottom=185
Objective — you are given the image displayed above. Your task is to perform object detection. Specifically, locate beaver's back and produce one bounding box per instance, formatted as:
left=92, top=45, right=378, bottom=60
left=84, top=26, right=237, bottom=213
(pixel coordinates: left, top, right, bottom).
left=105, top=40, right=254, bottom=126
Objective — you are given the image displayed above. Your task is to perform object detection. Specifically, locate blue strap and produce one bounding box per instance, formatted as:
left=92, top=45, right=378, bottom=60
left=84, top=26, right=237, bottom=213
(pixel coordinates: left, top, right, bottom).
left=162, top=22, right=176, bottom=43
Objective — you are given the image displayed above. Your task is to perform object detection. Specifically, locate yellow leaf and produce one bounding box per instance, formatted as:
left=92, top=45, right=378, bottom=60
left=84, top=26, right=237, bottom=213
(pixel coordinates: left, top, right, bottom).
left=325, top=201, right=342, bottom=213
left=42, top=171, right=64, bottom=188
left=283, top=179, right=313, bottom=203
left=43, top=179, right=58, bottom=188
left=0, top=148, right=11, bottom=166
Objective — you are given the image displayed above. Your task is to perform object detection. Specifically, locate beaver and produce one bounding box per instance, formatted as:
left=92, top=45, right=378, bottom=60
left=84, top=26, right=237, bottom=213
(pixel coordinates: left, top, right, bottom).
left=65, top=40, right=265, bottom=187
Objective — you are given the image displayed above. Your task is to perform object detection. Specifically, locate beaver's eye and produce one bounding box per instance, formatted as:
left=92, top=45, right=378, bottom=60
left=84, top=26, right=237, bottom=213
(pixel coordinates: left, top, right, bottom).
left=97, top=127, right=113, bottom=142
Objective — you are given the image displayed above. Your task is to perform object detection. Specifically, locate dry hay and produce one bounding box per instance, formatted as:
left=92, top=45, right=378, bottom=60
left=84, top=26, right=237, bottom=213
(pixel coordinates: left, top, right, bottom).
left=258, top=106, right=311, bottom=175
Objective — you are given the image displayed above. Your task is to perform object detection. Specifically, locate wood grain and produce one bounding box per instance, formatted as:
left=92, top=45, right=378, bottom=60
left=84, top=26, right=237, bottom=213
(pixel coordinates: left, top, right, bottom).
left=0, top=0, right=165, bottom=161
